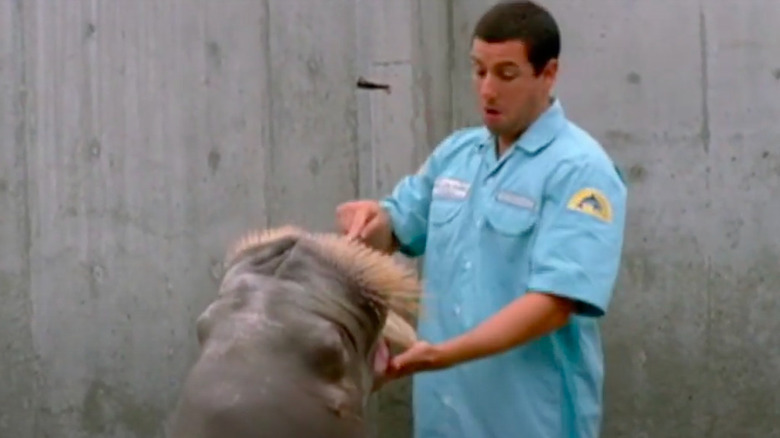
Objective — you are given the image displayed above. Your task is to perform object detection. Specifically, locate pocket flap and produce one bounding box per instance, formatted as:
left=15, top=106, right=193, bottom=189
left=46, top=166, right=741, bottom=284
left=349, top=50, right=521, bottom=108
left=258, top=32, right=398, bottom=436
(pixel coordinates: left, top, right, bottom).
left=485, top=199, right=538, bottom=235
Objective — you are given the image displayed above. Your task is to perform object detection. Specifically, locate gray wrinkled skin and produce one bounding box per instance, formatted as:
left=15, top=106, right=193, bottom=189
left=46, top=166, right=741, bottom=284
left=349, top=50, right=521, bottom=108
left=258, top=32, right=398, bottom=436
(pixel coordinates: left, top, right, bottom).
left=167, top=234, right=388, bottom=438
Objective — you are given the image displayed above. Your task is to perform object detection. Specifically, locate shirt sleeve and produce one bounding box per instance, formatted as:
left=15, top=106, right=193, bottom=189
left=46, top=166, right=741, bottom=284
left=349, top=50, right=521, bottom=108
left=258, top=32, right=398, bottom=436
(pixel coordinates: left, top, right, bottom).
left=377, top=132, right=463, bottom=258
left=526, top=159, right=628, bottom=318
left=378, top=153, right=437, bottom=258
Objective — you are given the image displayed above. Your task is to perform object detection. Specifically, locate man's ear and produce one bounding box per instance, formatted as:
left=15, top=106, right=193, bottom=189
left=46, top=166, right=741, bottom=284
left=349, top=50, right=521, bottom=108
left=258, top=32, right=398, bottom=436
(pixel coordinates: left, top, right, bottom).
left=541, top=58, right=559, bottom=88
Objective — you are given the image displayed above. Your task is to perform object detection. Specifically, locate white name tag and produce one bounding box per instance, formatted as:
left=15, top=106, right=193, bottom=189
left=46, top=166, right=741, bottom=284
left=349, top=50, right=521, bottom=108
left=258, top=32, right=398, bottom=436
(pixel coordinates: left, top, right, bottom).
left=496, top=190, right=536, bottom=210
left=433, top=177, right=470, bottom=200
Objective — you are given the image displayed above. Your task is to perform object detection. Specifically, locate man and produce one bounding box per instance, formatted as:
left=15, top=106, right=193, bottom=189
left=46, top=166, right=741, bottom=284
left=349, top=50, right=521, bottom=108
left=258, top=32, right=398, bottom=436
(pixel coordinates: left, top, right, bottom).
left=336, top=1, right=627, bottom=437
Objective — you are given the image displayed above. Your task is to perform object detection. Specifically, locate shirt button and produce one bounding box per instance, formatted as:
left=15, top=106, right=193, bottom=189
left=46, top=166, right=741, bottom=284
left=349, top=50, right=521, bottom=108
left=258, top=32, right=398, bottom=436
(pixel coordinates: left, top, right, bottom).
left=464, top=261, right=471, bottom=269
left=475, top=218, right=483, bottom=227
left=453, top=305, right=461, bottom=315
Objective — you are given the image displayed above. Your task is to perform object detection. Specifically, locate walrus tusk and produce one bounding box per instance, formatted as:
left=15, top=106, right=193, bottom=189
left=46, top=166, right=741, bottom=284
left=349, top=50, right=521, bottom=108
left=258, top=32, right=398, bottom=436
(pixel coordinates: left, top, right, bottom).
left=382, top=309, right=418, bottom=349
left=167, top=225, right=424, bottom=438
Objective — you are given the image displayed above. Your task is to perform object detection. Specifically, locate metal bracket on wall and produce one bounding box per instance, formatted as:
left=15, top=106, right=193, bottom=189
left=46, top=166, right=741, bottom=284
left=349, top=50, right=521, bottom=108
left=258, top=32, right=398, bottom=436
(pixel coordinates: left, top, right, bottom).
left=356, top=76, right=391, bottom=94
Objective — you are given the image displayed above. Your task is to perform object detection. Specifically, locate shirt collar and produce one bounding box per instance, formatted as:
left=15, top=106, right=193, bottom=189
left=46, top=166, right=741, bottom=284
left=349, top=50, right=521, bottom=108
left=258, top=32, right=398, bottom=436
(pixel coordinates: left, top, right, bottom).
left=477, top=97, right=567, bottom=154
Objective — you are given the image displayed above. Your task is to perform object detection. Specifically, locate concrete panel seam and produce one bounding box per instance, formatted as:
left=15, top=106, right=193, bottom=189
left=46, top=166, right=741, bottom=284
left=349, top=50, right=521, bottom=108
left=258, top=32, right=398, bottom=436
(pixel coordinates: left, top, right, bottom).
left=12, top=0, right=39, bottom=435
left=261, top=0, right=277, bottom=226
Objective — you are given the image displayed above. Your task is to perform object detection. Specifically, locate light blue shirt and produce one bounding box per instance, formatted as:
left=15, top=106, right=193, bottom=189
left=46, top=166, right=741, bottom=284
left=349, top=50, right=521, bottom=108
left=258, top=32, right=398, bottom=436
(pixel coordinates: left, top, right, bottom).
left=380, top=98, right=627, bottom=438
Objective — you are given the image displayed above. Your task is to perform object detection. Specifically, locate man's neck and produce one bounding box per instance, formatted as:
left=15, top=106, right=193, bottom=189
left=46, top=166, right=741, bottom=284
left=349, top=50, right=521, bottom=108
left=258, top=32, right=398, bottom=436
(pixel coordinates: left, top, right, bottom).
left=495, top=96, right=554, bottom=157
left=496, top=135, right=518, bottom=157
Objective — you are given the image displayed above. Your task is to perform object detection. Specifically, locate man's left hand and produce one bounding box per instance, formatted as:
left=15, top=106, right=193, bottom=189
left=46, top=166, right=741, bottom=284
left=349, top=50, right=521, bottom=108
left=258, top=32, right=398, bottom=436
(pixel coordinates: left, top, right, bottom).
left=387, top=341, right=450, bottom=378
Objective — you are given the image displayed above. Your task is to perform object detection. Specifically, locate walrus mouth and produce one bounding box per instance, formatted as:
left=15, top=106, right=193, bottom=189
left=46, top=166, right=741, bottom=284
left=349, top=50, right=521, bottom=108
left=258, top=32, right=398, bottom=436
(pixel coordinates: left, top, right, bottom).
left=222, top=225, right=422, bottom=349
left=372, top=337, right=391, bottom=375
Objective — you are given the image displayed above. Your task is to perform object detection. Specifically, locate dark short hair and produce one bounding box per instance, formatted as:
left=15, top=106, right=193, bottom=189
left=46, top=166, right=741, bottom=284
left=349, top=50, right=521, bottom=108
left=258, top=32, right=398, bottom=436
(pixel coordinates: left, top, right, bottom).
left=472, top=1, right=561, bottom=75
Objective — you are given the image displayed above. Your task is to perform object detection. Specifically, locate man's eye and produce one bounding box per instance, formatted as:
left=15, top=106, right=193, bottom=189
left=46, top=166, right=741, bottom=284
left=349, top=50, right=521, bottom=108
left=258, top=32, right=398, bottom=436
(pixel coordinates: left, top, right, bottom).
left=498, top=69, right=520, bottom=80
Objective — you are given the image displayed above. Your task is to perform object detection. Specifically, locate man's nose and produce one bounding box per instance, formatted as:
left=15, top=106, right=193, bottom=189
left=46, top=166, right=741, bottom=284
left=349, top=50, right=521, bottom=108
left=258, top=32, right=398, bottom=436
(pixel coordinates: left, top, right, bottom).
left=479, top=75, right=498, bottom=101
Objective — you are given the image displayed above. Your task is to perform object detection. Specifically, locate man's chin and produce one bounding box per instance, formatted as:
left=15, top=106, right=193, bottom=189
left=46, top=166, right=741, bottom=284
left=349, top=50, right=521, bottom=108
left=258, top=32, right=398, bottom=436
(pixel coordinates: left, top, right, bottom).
left=484, top=122, right=508, bottom=137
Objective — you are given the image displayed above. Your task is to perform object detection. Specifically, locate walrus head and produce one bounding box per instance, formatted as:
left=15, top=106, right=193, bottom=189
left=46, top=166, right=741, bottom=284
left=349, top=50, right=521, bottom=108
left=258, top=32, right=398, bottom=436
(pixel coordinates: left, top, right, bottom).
left=219, top=224, right=419, bottom=343
left=185, top=225, right=420, bottom=433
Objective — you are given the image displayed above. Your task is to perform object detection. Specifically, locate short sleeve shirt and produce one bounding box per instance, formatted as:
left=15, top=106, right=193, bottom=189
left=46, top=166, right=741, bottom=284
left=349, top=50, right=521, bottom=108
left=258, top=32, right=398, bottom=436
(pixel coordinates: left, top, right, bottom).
left=380, top=98, right=627, bottom=438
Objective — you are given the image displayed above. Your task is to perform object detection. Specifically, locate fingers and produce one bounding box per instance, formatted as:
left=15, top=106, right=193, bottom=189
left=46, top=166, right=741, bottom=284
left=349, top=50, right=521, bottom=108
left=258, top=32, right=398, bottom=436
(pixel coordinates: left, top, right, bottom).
left=385, top=360, right=412, bottom=380
left=335, top=203, right=354, bottom=234
left=336, top=200, right=380, bottom=241
left=359, top=212, right=384, bottom=240
left=386, top=341, right=440, bottom=377
left=335, top=203, right=364, bottom=238
left=347, top=207, right=372, bottom=240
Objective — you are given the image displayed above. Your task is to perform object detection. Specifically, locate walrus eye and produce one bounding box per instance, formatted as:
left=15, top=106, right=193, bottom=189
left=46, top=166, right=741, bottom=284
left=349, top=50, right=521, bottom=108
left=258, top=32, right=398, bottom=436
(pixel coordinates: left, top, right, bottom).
left=360, top=293, right=386, bottom=323
left=170, top=225, right=422, bottom=437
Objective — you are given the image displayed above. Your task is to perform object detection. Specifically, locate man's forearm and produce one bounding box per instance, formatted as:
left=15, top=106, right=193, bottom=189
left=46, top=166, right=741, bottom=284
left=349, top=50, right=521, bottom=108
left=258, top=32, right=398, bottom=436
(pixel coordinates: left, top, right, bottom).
left=436, top=291, right=574, bottom=366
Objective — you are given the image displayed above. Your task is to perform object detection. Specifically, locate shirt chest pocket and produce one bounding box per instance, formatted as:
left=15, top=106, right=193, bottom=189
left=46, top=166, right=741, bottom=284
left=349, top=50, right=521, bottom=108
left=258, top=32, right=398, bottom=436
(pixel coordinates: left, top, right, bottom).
left=485, top=184, right=540, bottom=231
left=429, top=198, right=464, bottom=227
left=483, top=199, right=539, bottom=265
left=428, top=176, right=471, bottom=228
left=484, top=201, right=538, bottom=235
left=424, top=197, right=466, bottom=260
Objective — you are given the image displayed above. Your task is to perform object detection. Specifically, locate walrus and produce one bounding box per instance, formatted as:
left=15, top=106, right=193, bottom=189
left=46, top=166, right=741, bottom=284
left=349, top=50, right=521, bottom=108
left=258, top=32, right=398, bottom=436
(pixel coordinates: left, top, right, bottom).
left=166, top=225, right=421, bottom=438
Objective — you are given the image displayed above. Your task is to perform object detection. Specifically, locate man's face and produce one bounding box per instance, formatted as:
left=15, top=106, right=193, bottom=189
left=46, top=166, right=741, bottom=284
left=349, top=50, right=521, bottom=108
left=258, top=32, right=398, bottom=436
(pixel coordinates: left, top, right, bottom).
left=470, top=38, right=558, bottom=141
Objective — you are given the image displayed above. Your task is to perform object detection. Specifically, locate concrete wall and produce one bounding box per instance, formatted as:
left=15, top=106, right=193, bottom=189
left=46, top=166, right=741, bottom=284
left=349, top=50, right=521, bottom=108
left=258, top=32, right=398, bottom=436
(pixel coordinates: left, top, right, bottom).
left=447, top=1, right=780, bottom=437
left=2, top=0, right=779, bottom=437
left=0, top=1, right=428, bottom=436
left=354, top=1, right=452, bottom=437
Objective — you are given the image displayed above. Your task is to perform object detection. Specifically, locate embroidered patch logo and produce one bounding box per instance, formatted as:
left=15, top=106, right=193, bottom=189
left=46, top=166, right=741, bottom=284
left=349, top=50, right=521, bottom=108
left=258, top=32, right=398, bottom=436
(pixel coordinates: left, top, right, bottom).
left=496, top=191, right=536, bottom=210
left=566, top=188, right=612, bottom=222
left=433, top=177, right=470, bottom=200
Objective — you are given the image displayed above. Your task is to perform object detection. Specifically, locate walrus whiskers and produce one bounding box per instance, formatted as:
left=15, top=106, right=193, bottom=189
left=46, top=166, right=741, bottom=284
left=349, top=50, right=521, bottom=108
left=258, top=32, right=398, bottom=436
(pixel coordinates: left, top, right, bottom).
left=167, top=225, right=424, bottom=438
left=222, top=225, right=421, bottom=348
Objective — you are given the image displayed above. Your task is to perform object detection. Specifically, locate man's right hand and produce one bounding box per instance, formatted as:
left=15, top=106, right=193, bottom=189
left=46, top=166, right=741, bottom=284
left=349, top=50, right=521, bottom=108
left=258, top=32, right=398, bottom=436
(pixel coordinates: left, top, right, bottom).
left=335, top=200, right=396, bottom=253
